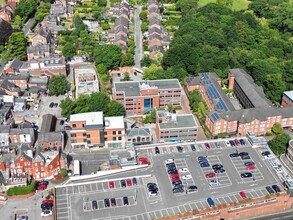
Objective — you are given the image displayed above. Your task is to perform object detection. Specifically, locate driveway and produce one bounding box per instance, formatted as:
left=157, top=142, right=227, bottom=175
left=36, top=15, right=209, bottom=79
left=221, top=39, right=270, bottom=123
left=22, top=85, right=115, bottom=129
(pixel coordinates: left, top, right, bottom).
left=133, top=5, right=143, bottom=68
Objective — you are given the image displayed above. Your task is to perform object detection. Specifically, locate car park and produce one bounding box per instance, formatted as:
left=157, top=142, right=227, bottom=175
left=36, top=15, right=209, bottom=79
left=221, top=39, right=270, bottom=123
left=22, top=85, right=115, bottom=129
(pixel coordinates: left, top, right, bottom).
left=165, top=159, right=174, bottom=164
left=123, top=196, right=129, bottom=205
left=155, top=147, right=160, bottom=154
left=104, top=198, right=110, bottom=207
left=187, top=185, right=197, bottom=192
left=272, top=185, right=281, bottom=193
left=266, top=186, right=275, bottom=194
left=182, top=175, right=192, bottom=180
left=205, top=172, right=216, bottom=178
left=132, top=177, right=137, bottom=185
left=239, top=191, right=247, bottom=199
left=41, top=210, right=52, bottom=217
left=178, top=168, right=189, bottom=173
left=126, top=179, right=132, bottom=186
left=230, top=152, right=239, bottom=158
left=111, top=198, right=116, bottom=206
left=109, top=181, right=114, bottom=188
left=92, top=200, right=97, bottom=210
left=176, top=146, right=183, bottom=152
left=207, top=197, right=215, bottom=207
left=191, top=144, right=196, bottom=151
left=120, top=179, right=126, bottom=188
left=241, top=172, right=252, bottom=178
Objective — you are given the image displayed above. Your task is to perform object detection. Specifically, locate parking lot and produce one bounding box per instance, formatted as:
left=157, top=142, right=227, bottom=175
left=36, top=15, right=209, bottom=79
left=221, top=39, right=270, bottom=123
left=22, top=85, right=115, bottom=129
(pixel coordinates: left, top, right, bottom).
left=55, top=138, right=284, bottom=220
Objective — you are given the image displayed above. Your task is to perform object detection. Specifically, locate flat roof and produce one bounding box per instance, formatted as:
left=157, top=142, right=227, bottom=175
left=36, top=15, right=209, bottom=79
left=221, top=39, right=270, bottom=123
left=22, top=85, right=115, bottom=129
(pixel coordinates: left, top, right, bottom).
left=114, top=79, right=181, bottom=97
left=104, top=116, right=125, bottom=129
left=70, top=112, right=103, bottom=125
left=159, top=114, right=198, bottom=130
left=284, top=91, right=293, bottom=102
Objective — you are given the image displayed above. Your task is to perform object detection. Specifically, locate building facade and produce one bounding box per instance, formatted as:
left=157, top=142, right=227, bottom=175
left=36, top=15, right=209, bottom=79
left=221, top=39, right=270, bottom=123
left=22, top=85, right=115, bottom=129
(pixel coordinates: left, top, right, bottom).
left=281, top=91, right=293, bottom=107
left=287, top=140, right=293, bottom=162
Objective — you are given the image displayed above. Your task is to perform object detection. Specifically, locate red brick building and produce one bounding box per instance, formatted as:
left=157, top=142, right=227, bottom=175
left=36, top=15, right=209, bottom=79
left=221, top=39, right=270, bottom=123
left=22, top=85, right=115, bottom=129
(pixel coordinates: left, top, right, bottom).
left=113, top=79, right=182, bottom=116
left=281, top=91, right=293, bottom=107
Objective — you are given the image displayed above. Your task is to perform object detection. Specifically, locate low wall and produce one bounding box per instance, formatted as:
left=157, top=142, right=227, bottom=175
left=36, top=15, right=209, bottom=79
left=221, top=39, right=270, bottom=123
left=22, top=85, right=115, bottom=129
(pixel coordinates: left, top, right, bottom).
left=7, top=191, right=35, bottom=199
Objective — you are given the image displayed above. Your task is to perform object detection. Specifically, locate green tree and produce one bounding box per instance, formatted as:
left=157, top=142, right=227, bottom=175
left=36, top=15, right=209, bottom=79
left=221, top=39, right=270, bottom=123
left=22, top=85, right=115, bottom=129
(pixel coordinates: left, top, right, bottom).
left=62, top=42, right=77, bottom=59
left=14, top=0, right=38, bottom=21
left=139, top=10, right=148, bottom=21
left=94, top=45, right=122, bottom=69
left=175, top=0, right=198, bottom=16
left=271, top=123, right=283, bottom=135
left=96, top=63, right=107, bottom=75
left=141, top=55, right=153, bottom=67
left=73, top=14, right=88, bottom=31
left=143, top=109, right=156, bottom=123
left=88, top=92, right=110, bottom=113
left=7, top=32, right=28, bottom=61
left=60, top=168, right=67, bottom=177
left=60, top=98, right=76, bottom=118
left=48, top=75, right=68, bottom=96
left=121, top=52, right=134, bottom=66
left=106, top=100, right=126, bottom=116
left=120, top=72, right=131, bottom=81
left=269, top=133, right=291, bottom=156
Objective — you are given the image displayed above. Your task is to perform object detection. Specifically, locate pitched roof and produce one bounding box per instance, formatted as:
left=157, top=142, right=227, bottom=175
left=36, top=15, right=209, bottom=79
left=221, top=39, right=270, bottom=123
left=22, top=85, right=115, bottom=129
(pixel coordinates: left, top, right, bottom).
left=0, top=78, right=20, bottom=93
left=115, top=16, right=129, bottom=28
left=148, top=26, right=161, bottom=35
left=37, top=132, right=62, bottom=143
left=1, top=73, right=29, bottom=81
left=27, top=44, right=50, bottom=54
left=149, top=17, right=161, bottom=26
left=0, top=18, right=12, bottom=45
left=9, top=59, right=23, bottom=71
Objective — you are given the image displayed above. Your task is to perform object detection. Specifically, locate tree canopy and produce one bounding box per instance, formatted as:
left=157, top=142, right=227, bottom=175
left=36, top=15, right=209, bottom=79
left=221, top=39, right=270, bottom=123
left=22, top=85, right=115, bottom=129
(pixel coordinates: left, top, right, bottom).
left=93, top=44, right=122, bottom=70
left=269, top=133, right=291, bottom=156
left=7, top=32, right=28, bottom=61
left=48, top=75, right=68, bottom=96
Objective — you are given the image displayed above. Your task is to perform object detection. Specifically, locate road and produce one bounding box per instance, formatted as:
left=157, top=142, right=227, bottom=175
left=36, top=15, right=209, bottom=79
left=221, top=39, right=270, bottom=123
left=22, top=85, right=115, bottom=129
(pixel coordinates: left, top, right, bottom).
left=248, top=209, right=293, bottom=220
left=23, top=18, right=35, bottom=35
left=133, top=5, right=143, bottom=68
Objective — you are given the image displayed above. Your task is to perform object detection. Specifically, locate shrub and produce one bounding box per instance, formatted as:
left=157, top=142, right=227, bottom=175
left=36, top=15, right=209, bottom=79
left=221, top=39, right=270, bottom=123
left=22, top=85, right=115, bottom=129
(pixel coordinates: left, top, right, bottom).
left=7, top=181, right=36, bottom=196
left=60, top=168, right=67, bottom=177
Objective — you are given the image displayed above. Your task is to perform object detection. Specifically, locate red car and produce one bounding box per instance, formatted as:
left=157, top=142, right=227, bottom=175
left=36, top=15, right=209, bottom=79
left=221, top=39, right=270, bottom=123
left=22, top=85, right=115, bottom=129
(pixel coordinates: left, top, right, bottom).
left=126, top=179, right=132, bottom=186
left=109, top=181, right=114, bottom=189
left=139, top=157, right=151, bottom=165
left=246, top=164, right=255, bottom=170
left=205, top=172, right=216, bottom=178
left=139, top=157, right=148, bottom=162
left=234, top=139, right=240, bottom=146
left=37, top=184, right=47, bottom=190
left=42, top=199, right=53, bottom=206
left=169, top=173, right=179, bottom=178
left=239, top=191, right=247, bottom=199
left=170, top=176, right=180, bottom=182
left=204, top=143, right=210, bottom=149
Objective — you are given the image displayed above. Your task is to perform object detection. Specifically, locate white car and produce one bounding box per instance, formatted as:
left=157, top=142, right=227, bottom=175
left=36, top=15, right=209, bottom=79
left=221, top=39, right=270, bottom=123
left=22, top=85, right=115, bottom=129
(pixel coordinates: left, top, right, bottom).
left=178, top=168, right=189, bottom=173
left=226, top=141, right=231, bottom=147
left=34, top=104, right=39, bottom=111
left=41, top=210, right=52, bottom=217
left=209, top=179, right=220, bottom=186
left=165, top=159, right=174, bottom=164
left=182, top=175, right=192, bottom=180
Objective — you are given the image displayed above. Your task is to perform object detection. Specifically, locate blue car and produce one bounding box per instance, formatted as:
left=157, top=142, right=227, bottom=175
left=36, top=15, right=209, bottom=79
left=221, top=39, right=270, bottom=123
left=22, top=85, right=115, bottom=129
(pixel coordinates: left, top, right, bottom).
left=207, top=197, right=215, bottom=207
left=200, top=161, right=210, bottom=167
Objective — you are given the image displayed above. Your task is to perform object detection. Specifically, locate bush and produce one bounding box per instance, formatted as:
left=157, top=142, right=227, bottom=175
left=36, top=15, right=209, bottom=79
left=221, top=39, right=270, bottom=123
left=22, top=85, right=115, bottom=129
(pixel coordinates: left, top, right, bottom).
left=7, top=181, right=36, bottom=196
left=60, top=168, right=67, bottom=177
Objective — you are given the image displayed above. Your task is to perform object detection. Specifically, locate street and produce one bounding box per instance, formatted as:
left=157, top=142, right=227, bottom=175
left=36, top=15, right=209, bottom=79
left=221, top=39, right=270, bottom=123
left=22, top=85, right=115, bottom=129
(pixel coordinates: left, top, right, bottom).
left=133, top=5, right=143, bottom=68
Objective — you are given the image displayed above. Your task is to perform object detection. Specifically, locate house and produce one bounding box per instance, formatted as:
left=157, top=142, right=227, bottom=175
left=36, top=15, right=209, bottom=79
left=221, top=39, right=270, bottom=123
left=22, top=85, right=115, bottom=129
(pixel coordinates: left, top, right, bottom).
left=113, top=35, right=128, bottom=50
left=40, top=15, right=66, bottom=35
left=28, top=75, right=48, bottom=90
left=126, top=128, right=152, bottom=145
left=113, top=79, right=182, bottom=116
left=0, top=101, right=13, bottom=125
left=27, top=44, right=50, bottom=61
left=0, top=73, right=29, bottom=90
left=156, top=110, right=198, bottom=142
left=0, top=1, right=17, bottom=22
left=74, top=66, right=99, bottom=98
left=0, top=18, right=12, bottom=45
left=9, top=127, right=35, bottom=145
left=50, top=3, right=66, bottom=17
left=0, top=125, right=10, bottom=147
left=36, top=132, right=64, bottom=150
left=3, top=59, right=23, bottom=74
left=281, top=91, right=293, bottom=107
left=27, top=28, right=51, bottom=46
left=0, top=79, right=20, bottom=97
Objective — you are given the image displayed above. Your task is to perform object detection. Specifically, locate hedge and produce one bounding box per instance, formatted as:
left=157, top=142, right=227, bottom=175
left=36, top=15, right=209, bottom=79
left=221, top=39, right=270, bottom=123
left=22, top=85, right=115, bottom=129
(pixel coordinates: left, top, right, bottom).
left=7, top=181, right=36, bottom=196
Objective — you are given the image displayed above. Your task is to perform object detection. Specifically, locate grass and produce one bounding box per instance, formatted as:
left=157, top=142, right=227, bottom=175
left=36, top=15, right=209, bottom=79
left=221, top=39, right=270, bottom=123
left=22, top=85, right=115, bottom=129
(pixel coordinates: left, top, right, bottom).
left=198, top=0, right=251, bottom=11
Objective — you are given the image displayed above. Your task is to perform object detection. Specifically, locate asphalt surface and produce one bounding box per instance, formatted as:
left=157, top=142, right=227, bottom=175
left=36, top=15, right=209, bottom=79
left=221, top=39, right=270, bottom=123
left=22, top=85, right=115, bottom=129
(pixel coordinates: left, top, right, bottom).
left=249, top=209, right=293, bottom=220
left=55, top=139, right=285, bottom=220
left=133, top=5, right=143, bottom=68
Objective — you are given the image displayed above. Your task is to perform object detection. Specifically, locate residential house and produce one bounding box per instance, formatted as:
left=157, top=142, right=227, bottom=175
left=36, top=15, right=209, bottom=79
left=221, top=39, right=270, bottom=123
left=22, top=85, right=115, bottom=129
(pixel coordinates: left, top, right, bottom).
left=281, top=91, right=293, bottom=107
left=0, top=1, right=17, bottom=22
left=74, top=66, right=99, bottom=98
left=3, top=59, right=23, bottom=74
left=126, top=128, right=152, bottom=145
left=36, top=132, right=64, bottom=150
left=156, top=110, right=198, bottom=142
left=9, top=127, right=35, bottom=145
left=27, top=28, right=51, bottom=46
left=0, top=101, right=13, bottom=125
left=50, top=3, right=66, bottom=17
left=0, top=18, right=12, bottom=45
left=0, top=73, right=29, bottom=90
left=27, top=44, right=50, bottom=61
left=0, top=79, right=20, bottom=97
left=113, top=79, right=182, bottom=116
left=40, top=15, right=66, bottom=35
left=28, top=75, right=48, bottom=90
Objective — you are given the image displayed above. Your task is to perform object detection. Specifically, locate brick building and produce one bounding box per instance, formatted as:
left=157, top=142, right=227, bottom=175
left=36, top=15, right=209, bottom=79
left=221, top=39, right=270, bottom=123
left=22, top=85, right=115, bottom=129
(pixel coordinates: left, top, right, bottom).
left=281, top=91, right=293, bottom=107
left=69, top=112, right=125, bottom=149
left=113, top=79, right=182, bottom=116
left=155, top=110, right=198, bottom=142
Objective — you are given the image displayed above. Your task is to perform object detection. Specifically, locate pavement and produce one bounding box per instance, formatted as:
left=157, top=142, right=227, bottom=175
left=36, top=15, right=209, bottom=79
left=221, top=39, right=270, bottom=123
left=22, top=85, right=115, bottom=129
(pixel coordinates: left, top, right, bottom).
left=133, top=5, right=143, bottom=68
left=54, top=138, right=284, bottom=220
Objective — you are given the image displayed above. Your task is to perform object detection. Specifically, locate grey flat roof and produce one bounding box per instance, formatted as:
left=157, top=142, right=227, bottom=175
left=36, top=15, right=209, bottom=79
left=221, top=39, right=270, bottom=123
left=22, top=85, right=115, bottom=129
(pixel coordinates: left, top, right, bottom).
left=114, top=79, right=181, bottom=97
left=229, top=68, right=273, bottom=108
left=159, top=114, right=198, bottom=130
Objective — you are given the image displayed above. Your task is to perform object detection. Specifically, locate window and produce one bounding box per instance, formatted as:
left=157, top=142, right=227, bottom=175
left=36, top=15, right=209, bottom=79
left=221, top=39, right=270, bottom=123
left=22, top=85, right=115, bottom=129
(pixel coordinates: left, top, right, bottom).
left=118, top=131, right=122, bottom=135
left=73, top=124, right=76, bottom=128
left=41, top=167, right=44, bottom=171
left=118, top=137, right=122, bottom=141
left=87, top=140, right=91, bottom=144
left=112, top=131, right=116, bottom=135
left=20, top=157, right=23, bottom=161
left=83, top=133, right=86, bottom=136
left=113, top=137, right=117, bottom=141
left=87, top=134, right=91, bottom=138
left=83, top=139, right=87, bottom=142
left=71, top=139, right=77, bottom=143
left=82, top=124, right=85, bottom=127
left=104, top=132, right=107, bottom=135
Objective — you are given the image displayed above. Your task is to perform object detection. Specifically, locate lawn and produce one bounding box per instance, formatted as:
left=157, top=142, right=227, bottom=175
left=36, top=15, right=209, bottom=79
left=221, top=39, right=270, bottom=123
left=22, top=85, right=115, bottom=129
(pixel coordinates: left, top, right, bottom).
left=198, top=0, right=251, bottom=11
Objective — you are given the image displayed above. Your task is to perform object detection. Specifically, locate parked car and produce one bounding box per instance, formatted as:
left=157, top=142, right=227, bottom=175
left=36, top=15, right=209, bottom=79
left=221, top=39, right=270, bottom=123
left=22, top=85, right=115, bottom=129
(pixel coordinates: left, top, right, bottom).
left=246, top=164, right=255, bottom=170
left=111, top=198, right=116, bottom=206
left=200, top=161, right=210, bottom=167
left=239, top=139, right=245, bottom=145
left=241, top=154, right=251, bottom=160
left=191, top=144, right=196, bottom=151
left=204, top=143, right=210, bottom=149
left=155, top=147, right=160, bottom=154
left=41, top=210, right=52, bottom=217
left=205, top=172, right=216, bottom=178
left=226, top=141, right=231, bottom=147
left=244, top=161, right=255, bottom=166
left=187, top=185, right=198, bottom=192
left=109, top=181, right=114, bottom=189
left=215, top=168, right=225, bottom=173
left=178, top=168, right=189, bottom=173
left=42, top=199, right=53, bottom=206
left=132, top=177, right=137, bottom=186
left=215, top=142, right=220, bottom=148
left=49, top=102, right=54, bottom=108
left=147, top=183, right=158, bottom=191
left=265, top=186, right=275, bottom=194
left=120, top=179, right=126, bottom=188
left=173, top=187, right=185, bottom=193
left=123, top=196, right=129, bottom=205
left=41, top=203, right=52, bottom=210
left=229, top=140, right=235, bottom=146
left=241, top=172, right=252, bottom=178
left=92, top=200, right=98, bottom=210
left=209, top=179, right=220, bottom=186
left=272, top=185, right=281, bottom=193
left=239, top=191, right=247, bottom=199
left=239, top=152, right=248, bottom=157
left=234, top=139, right=240, bottom=146
left=182, top=175, right=192, bottom=180
left=177, top=146, right=183, bottom=152
left=207, top=197, right=215, bottom=207
left=212, top=164, right=223, bottom=170
left=172, top=180, right=183, bottom=186
left=198, top=156, right=207, bottom=162
left=104, top=198, right=110, bottom=207
left=261, top=151, right=271, bottom=156
left=54, top=103, right=58, bottom=108
left=126, top=179, right=132, bottom=186
left=171, top=175, right=181, bottom=182
left=230, top=153, right=239, bottom=158
left=60, top=120, right=64, bottom=125
left=37, top=183, right=47, bottom=190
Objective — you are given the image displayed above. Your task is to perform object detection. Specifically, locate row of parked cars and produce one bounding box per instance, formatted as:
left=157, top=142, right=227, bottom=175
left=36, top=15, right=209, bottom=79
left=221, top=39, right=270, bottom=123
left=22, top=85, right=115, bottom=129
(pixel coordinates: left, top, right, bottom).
left=109, top=178, right=138, bottom=189
left=41, top=199, right=53, bottom=217
left=230, top=151, right=251, bottom=160
left=92, top=197, right=129, bottom=210
left=226, top=139, right=246, bottom=147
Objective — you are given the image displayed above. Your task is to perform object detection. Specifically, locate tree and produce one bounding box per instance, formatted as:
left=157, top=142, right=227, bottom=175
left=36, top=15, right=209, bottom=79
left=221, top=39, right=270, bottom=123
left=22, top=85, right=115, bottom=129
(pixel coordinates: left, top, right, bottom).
left=175, top=0, right=198, bottom=16
left=269, top=133, right=290, bottom=156
left=14, top=0, right=38, bottom=21
left=96, top=64, right=107, bottom=75
left=62, top=42, right=77, bottom=59
left=48, top=75, right=68, bottom=96
left=271, top=123, right=283, bottom=135
left=94, top=45, right=122, bottom=69
left=88, top=92, right=110, bottom=113
left=60, top=168, right=67, bottom=177
left=141, top=55, right=153, bottom=67
left=142, top=64, right=160, bottom=80
left=106, top=100, right=126, bottom=116
left=120, top=72, right=131, bottom=81
left=60, top=98, right=76, bottom=118
left=7, top=32, right=28, bottom=61
left=143, top=109, right=156, bottom=123
left=73, top=14, right=88, bottom=31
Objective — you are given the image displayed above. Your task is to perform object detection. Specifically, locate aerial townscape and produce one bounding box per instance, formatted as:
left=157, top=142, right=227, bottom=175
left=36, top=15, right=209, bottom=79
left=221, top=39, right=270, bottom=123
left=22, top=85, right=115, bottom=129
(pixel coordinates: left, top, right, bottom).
left=0, top=0, right=293, bottom=220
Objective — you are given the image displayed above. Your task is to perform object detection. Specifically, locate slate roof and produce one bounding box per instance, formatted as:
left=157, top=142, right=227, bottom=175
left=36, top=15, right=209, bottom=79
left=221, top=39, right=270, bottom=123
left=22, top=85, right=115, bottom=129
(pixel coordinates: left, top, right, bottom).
left=148, top=26, right=161, bottom=35
left=149, top=17, right=161, bottom=26
left=114, top=34, right=128, bottom=43
left=229, top=68, right=273, bottom=108
left=0, top=79, right=20, bottom=93
left=9, top=59, right=23, bottom=71
left=10, top=128, right=34, bottom=136
left=27, top=44, right=50, bottom=54
left=114, top=25, right=128, bottom=34
left=148, top=7, right=159, bottom=14
left=0, top=18, right=12, bottom=45
left=0, top=125, right=10, bottom=133
left=0, top=73, right=29, bottom=81
left=115, top=16, right=129, bottom=28
left=37, top=132, right=62, bottom=144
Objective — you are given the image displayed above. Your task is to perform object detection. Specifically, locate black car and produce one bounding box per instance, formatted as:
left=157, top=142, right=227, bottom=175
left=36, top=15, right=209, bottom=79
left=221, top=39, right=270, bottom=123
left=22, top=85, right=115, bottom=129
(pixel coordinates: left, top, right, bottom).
left=173, top=187, right=185, bottom=193
left=92, top=200, right=98, bottom=210
left=49, top=102, right=54, bottom=108
left=266, top=186, right=275, bottom=194
left=272, top=185, right=281, bottom=193
left=54, top=103, right=58, bottom=108
left=123, top=196, right=129, bottom=205
left=132, top=177, right=137, bottom=186
left=198, top=156, right=207, bottom=162
left=155, top=147, right=160, bottom=154
left=241, top=172, right=252, bottom=178
left=41, top=203, right=52, bottom=209
left=172, top=180, right=183, bottom=186
left=239, top=152, right=248, bottom=157
left=166, top=162, right=176, bottom=167
left=104, top=198, right=110, bottom=207
left=215, top=168, right=225, bottom=173
left=261, top=151, right=271, bottom=156
left=110, top=198, right=116, bottom=206
left=229, top=140, right=235, bottom=146
left=120, top=179, right=126, bottom=188
left=60, top=120, right=64, bottom=125
left=191, top=144, right=196, bottom=151
left=187, top=185, right=198, bottom=192
left=241, top=154, right=251, bottom=160
left=212, top=164, right=223, bottom=170
left=239, top=139, right=245, bottom=145
left=177, top=146, right=183, bottom=152
left=244, top=161, right=255, bottom=166
left=147, top=183, right=158, bottom=191
left=230, top=153, right=239, bottom=158
left=168, top=169, right=178, bottom=174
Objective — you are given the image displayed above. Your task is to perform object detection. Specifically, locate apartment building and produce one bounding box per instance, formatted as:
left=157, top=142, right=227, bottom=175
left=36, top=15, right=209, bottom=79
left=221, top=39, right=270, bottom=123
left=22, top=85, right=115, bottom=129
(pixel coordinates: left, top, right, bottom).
left=113, top=79, right=182, bottom=116
left=155, top=110, right=198, bottom=142
left=69, top=112, right=125, bottom=149
left=281, top=91, right=293, bottom=107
